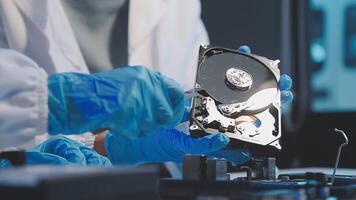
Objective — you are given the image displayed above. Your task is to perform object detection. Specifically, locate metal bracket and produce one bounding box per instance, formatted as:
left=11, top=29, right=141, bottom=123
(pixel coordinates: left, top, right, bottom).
left=330, top=128, right=349, bottom=186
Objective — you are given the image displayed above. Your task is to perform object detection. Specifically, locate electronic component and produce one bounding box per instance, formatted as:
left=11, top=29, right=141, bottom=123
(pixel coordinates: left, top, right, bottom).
left=331, top=128, right=349, bottom=185
left=189, top=45, right=282, bottom=151
left=159, top=154, right=356, bottom=200
left=160, top=43, right=354, bottom=200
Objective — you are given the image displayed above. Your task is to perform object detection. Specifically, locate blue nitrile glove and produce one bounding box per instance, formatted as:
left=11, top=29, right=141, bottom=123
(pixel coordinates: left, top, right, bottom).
left=25, top=151, right=70, bottom=165
left=279, top=74, right=293, bottom=104
left=104, top=129, right=250, bottom=165
left=31, top=136, right=112, bottom=166
left=0, top=152, right=69, bottom=168
left=237, top=45, right=293, bottom=104
left=48, top=66, right=184, bottom=138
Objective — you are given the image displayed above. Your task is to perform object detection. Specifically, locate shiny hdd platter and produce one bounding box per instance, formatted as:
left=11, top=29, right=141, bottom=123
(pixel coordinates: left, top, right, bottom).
left=189, top=45, right=282, bottom=151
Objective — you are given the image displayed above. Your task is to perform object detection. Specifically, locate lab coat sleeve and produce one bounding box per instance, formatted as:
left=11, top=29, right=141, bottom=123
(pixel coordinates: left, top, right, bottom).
left=0, top=49, right=48, bottom=150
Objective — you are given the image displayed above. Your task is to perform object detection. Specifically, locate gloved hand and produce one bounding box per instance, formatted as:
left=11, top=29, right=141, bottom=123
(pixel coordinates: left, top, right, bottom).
left=237, top=45, right=293, bottom=104
left=30, top=136, right=112, bottom=166
left=48, top=66, right=184, bottom=138
left=103, top=129, right=251, bottom=165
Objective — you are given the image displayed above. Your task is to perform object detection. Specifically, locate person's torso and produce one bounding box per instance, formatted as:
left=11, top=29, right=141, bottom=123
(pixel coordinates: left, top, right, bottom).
left=0, top=0, right=208, bottom=88
left=61, top=0, right=129, bottom=73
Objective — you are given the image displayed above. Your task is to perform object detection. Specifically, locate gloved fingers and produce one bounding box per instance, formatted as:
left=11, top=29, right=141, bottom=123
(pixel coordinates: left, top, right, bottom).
left=281, top=90, right=294, bottom=105
left=130, top=130, right=230, bottom=164
left=181, top=105, right=191, bottom=123
left=156, top=100, right=175, bottom=127
left=208, top=149, right=251, bottom=164
left=180, top=98, right=192, bottom=123
left=237, top=45, right=252, bottom=54
left=52, top=146, right=87, bottom=165
left=79, top=146, right=112, bottom=167
left=39, top=137, right=87, bottom=166
left=105, top=129, right=229, bottom=165
left=180, top=133, right=230, bottom=154
left=279, top=74, right=293, bottom=90
left=25, top=151, right=69, bottom=165
left=156, top=75, right=185, bottom=128
left=160, top=75, right=185, bottom=108
left=279, top=74, right=294, bottom=104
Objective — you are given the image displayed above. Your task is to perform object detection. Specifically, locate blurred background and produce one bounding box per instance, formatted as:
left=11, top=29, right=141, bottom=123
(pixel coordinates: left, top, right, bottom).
left=200, top=0, right=356, bottom=168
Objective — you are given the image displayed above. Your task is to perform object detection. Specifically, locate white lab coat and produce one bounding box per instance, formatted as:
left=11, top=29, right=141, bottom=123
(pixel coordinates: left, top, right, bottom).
left=0, top=0, right=209, bottom=150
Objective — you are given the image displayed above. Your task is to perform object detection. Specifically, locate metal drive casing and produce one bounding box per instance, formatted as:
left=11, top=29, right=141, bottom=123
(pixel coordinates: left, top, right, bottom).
left=189, top=45, right=282, bottom=151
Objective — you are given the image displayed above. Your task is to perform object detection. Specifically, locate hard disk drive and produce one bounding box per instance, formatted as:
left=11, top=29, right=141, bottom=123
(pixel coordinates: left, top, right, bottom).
left=189, top=45, right=282, bottom=151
